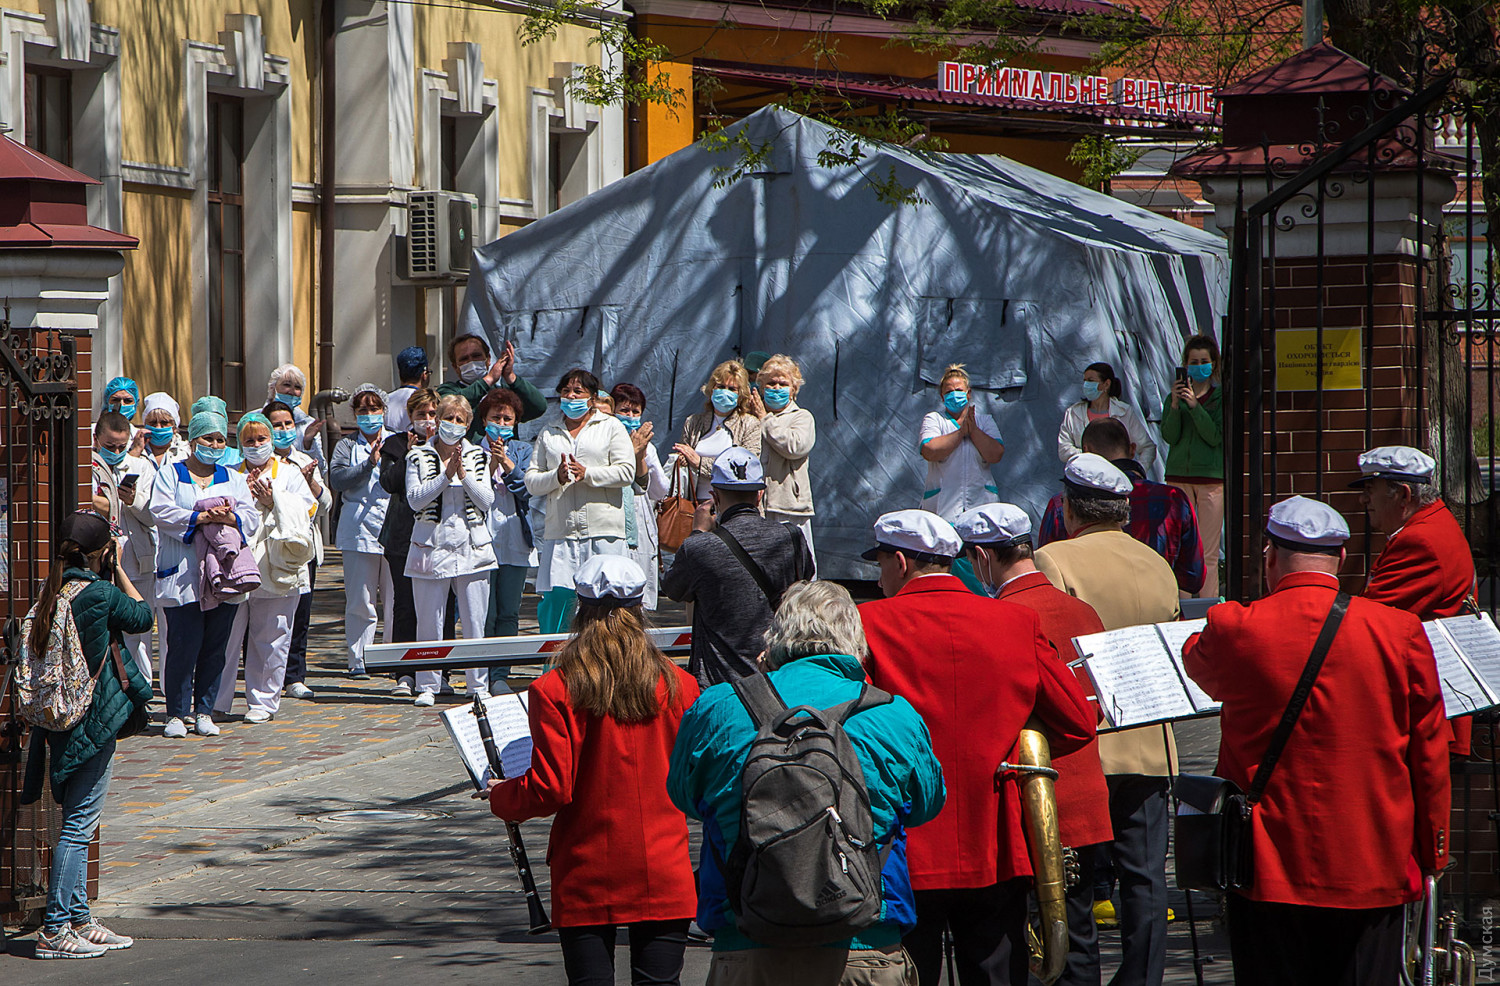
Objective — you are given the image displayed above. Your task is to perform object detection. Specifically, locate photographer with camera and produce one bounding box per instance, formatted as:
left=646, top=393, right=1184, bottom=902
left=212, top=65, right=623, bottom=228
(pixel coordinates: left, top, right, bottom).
left=1160, top=335, right=1224, bottom=598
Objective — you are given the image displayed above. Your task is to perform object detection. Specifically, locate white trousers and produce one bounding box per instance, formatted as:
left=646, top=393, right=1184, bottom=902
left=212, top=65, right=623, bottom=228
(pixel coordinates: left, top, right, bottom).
left=412, top=572, right=490, bottom=697
left=343, top=551, right=394, bottom=672
left=216, top=592, right=300, bottom=716
left=766, top=511, right=816, bottom=578
left=123, top=576, right=158, bottom=682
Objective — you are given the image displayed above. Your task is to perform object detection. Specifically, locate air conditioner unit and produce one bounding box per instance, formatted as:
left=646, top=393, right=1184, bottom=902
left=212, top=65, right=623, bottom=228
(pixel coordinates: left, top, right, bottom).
left=405, top=190, right=474, bottom=280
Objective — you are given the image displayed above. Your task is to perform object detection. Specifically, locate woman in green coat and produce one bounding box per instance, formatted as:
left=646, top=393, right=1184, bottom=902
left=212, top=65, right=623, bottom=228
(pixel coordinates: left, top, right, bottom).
left=1160, top=334, right=1225, bottom=598
left=22, top=510, right=154, bottom=959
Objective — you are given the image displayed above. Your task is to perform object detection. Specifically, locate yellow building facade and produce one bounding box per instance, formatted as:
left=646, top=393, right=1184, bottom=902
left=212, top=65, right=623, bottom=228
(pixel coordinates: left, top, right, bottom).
left=1, top=0, right=620, bottom=412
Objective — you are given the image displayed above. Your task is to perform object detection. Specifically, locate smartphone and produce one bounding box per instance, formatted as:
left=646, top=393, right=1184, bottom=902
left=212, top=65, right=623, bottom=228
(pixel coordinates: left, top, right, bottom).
left=1175, top=367, right=1188, bottom=385
left=120, top=473, right=140, bottom=488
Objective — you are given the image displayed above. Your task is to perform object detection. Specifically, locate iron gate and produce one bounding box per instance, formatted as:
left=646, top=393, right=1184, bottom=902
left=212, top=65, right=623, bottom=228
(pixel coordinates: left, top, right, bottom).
left=1219, top=58, right=1498, bottom=925
left=0, top=307, right=79, bottom=919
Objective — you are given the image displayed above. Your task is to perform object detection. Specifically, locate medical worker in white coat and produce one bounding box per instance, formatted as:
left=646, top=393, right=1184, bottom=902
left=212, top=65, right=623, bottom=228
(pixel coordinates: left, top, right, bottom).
left=329, top=384, right=394, bottom=678
left=918, top=363, right=1005, bottom=523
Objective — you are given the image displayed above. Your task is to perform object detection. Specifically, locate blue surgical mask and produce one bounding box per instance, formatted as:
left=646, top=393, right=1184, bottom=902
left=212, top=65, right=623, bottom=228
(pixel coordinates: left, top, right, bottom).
left=1186, top=363, right=1214, bottom=382
left=617, top=415, right=642, bottom=432
left=271, top=427, right=297, bottom=449
left=274, top=391, right=302, bottom=410
left=1082, top=380, right=1102, bottom=401
left=485, top=423, right=514, bottom=442
left=356, top=414, right=384, bottom=435
left=762, top=386, right=791, bottom=410
left=458, top=360, right=489, bottom=385
left=147, top=425, right=176, bottom=446
left=943, top=390, right=968, bottom=415
left=113, top=402, right=137, bottom=420
left=711, top=388, right=739, bottom=413
left=194, top=444, right=225, bottom=465
left=560, top=398, right=591, bottom=419
left=98, top=446, right=126, bottom=467
left=437, top=420, right=468, bottom=445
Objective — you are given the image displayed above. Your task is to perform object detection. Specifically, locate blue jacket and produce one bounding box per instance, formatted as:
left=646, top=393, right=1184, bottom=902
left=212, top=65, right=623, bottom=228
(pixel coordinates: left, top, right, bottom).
left=667, top=654, right=946, bottom=950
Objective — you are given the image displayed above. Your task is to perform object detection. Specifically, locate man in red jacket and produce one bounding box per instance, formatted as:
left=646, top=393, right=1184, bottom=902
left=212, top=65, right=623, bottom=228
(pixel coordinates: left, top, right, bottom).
left=859, top=509, right=1097, bottom=986
left=1355, top=445, right=1477, bottom=754
left=1184, top=496, right=1449, bottom=986
left=955, top=502, right=1112, bottom=986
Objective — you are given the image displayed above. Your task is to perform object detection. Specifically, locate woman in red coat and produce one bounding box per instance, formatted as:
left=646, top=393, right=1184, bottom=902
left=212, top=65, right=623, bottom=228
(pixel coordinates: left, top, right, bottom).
left=490, top=554, right=699, bottom=986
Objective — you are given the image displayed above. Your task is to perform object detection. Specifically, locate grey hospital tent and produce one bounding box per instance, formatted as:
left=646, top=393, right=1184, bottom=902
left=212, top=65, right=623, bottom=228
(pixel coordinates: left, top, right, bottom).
left=460, top=106, right=1229, bottom=580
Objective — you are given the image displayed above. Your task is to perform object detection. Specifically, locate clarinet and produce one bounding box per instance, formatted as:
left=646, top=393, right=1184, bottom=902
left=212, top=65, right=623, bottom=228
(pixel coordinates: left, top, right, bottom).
left=473, top=694, right=552, bottom=935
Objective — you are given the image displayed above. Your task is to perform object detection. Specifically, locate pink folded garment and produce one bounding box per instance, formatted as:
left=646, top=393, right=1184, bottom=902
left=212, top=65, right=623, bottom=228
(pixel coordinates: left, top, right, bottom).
left=193, top=495, right=261, bottom=610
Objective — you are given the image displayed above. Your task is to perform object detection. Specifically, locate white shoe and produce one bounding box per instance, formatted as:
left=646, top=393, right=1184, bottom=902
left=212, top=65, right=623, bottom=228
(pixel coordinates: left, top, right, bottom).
left=244, top=708, right=273, bottom=724
left=194, top=715, right=220, bottom=736
left=391, top=680, right=413, bottom=697
left=163, top=717, right=188, bottom=739
left=285, top=682, right=315, bottom=700
left=414, top=691, right=436, bottom=707
left=71, top=920, right=133, bottom=950
left=33, top=926, right=108, bottom=960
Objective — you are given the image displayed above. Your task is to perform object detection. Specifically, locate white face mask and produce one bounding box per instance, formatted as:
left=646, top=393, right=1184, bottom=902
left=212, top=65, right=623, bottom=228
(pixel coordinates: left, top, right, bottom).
left=437, top=420, right=467, bottom=445
left=458, top=360, right=488, bottom=384
left=242, top=443, right=273, bottom=466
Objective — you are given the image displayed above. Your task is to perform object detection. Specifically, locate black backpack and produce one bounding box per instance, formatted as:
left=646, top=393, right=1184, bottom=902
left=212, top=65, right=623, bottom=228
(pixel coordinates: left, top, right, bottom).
left=721, top=673, right=893, bottom=947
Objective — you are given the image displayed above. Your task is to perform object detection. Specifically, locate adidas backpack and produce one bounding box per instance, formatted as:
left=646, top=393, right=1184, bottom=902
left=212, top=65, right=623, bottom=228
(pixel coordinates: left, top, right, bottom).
left=14, top=581, right=102, bottom=731
left=721, top=673, right=893, bottom=947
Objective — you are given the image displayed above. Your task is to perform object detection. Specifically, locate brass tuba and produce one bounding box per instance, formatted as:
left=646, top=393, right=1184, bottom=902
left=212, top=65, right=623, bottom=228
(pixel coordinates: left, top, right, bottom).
left=1002, top=721, right=1069, bottom=986
left=1407, top=875, right=1476, bottom=986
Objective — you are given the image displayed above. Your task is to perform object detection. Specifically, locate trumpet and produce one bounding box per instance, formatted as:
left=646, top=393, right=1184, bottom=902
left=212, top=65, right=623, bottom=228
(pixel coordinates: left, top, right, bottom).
left=1410, top=874, right=1475, bottom=986
left=1001, top=721, right=1069, bottom=986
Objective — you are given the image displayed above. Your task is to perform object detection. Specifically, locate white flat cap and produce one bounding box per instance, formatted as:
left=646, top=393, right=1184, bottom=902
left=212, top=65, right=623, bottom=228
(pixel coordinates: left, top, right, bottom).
left=953, top=503, right=1033, bottom=546
left=574, top=555, right=647, bottom=604
left=1063, top=452, right=1133, bottom=499
left=710, top=446, right=765, bottom=490
left=1265, top=495, right=1350, bottom=551
left=1350, top=445, right=1436, bottom=487
left=861, top=509, right=963, bottom=562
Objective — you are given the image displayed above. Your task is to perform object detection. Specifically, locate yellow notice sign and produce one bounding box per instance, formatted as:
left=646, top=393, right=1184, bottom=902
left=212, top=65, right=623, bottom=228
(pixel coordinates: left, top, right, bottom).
left=1275, top=328, right=1363, bottom=391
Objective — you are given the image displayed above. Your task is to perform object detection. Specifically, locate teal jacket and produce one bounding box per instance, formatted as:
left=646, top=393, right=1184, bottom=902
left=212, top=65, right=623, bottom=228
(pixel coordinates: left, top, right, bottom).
left=437, top=373, right=548, bottom=442
left=667, top=654, right=946, bottom=951
left=1159, top=385, right=1224, bottom=480
left=23, top=568, right=154, bottom=798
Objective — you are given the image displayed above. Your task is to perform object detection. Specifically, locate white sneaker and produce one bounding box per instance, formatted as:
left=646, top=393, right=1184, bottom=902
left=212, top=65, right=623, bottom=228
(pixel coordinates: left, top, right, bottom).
left=414, top=691, right=436, bottom=707
left=33, top=926, right=108, bottom=959
left=391, top=680, right=414, bottom=697
left=194, top=715, right=220, bottom=736
left=71, top=920, right=133, bottom=950
left=244, top=708, right=273, bottom=724
left=285, top=682, right=315, bottom=700
left=163, top=717, right=188, bottom=739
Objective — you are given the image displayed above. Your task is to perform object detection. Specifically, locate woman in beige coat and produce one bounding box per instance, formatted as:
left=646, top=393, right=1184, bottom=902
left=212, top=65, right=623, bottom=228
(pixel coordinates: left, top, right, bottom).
left=672, top=359, right=762, bottom=501
left=748, top=354, right=816, bottom=560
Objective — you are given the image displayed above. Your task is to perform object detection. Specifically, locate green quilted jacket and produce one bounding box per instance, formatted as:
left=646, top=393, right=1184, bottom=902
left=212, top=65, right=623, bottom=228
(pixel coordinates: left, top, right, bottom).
left=24, top=568, right=154, bottom=796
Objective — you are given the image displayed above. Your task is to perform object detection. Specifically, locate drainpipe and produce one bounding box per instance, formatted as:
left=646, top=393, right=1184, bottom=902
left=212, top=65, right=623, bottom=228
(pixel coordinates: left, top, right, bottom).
left=317, top=0, right=336, bottom=390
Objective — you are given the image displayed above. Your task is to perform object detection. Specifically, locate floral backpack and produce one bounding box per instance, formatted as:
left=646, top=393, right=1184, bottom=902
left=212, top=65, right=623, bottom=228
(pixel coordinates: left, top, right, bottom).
left=14, top=581, right=102, bottom=731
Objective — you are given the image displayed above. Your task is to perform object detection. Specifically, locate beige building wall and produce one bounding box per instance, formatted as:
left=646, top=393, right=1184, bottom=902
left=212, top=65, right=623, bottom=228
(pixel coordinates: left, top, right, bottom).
left=0, top=0, right=622, bottom=413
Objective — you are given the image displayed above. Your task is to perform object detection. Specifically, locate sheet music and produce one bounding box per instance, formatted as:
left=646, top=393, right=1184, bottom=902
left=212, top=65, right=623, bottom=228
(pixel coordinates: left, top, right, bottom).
left=1436, top=615, right=1500, bottom=703
left=1074, top=625, right=1197, bottom=729
left=440, top=691, right=534, bottom=792
left=1424, top=622, right=1490, bottom=717
left=1155, top=619, right=1219, bottom=714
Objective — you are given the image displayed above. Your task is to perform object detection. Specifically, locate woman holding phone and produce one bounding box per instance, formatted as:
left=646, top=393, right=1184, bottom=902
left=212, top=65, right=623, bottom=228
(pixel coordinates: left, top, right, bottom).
left=1161, top=335, right=1224, bottom=597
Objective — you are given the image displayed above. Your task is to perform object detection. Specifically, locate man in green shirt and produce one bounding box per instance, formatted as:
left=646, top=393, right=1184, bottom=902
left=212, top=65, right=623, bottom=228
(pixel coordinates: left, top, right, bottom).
left=438, top=333, right=548, bottom=439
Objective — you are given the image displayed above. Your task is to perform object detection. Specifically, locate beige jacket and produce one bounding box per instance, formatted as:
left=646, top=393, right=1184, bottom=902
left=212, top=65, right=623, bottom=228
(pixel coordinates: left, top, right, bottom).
left=525, top=412, right=636, bottom=540
left=760, top=402, right=815, bottom=516
left=1035, top=528, right=1182, bottom=776
left=678, top=410, right=762, bottom=482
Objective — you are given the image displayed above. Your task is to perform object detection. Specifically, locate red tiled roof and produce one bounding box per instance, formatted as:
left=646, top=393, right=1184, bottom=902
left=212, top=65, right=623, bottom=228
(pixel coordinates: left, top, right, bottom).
left=0, top=134, right=100, bottom=184
left=1171, top=139, right=1462, bottom=177
left=0, top=222, right=137, bottom=248
left=1217, top=41, right=1401, bottom=98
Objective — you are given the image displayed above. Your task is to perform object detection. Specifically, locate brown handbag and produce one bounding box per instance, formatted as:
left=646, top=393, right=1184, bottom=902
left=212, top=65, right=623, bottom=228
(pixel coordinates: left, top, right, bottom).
left=656, top=458, right=698, bottom=552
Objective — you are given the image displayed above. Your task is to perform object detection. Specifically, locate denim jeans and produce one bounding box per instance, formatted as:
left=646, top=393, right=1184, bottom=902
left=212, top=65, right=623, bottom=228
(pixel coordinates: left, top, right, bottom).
left=486, top=565, right=529, bottom=691
left=44, top=737, right=116, bottom=931
left=164, top=601, right=239, bottom=718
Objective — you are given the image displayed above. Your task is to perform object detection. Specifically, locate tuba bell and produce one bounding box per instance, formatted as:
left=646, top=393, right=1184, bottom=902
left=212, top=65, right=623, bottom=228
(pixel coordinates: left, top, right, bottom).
left=1001, top=720, right=1069, bottom=986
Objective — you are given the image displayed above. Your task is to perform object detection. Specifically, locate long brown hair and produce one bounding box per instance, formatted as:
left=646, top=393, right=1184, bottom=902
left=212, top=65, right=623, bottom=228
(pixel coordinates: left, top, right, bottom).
left=551, top=604, right=681, bottom=721
left=27, top=540, right=91, bottom=656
